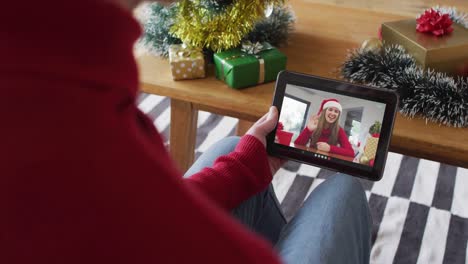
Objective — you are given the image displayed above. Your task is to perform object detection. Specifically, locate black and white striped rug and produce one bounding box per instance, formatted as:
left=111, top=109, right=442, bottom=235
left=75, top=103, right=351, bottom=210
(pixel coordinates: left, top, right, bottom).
left=138, top=93, right=468, bottom=264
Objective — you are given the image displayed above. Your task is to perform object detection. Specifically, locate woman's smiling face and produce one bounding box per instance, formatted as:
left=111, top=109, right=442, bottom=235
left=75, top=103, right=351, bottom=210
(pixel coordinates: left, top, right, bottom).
left=324, top=107, right=340, bottom=124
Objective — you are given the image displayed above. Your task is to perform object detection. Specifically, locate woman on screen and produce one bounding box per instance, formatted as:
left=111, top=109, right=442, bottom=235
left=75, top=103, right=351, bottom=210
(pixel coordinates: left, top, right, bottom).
left=294, top=99, right=355, bottom=157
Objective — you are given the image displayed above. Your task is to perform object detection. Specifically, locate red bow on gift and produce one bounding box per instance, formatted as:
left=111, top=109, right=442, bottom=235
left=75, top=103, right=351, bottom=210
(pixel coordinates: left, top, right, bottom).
left=416, top=8, right=454, bottom=36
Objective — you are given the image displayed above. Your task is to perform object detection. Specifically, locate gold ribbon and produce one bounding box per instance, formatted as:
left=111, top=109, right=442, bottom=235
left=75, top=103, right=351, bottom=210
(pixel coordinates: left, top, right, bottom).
left=258, top=56, right=265, bottom=84
left=221, top=56, right=265, bottom=84
left=170, top=44, right=203, bottom=61
left=220, top=42, right=270, bottom=84
left=177, top=50, right=191, bottom=58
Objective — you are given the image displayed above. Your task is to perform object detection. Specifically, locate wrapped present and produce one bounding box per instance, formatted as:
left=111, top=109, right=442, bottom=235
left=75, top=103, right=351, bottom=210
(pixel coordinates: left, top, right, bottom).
left=168, top=44, right=206, bottom=80
left=214, top=41, right=287, bottom=89
left=275, top=130, right=294, bottom=146
left=381, top=19, right=468, bottom=75
left=363, top=135, right=379, bottom=161
left=275, top=122, right=293, bottom=146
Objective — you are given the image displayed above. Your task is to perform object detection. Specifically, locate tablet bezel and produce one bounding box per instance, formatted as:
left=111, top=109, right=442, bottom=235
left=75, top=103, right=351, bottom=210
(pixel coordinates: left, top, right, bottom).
left=266, top=71, right=399, bottom=181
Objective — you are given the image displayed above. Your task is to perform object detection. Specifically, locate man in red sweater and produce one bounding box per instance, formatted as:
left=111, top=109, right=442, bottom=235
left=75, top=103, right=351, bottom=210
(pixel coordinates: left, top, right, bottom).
left=1, top=1, right=371, bottom=263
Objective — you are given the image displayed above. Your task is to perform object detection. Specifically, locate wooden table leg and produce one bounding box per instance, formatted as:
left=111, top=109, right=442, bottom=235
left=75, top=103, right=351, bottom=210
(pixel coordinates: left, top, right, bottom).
left=170, top=99, right=198, bottom=172
left=236, top=120, right=255, bottom=136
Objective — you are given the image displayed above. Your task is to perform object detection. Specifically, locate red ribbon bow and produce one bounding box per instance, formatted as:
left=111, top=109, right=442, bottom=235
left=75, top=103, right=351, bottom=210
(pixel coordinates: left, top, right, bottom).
left=416, top=8, right=454, bottom=36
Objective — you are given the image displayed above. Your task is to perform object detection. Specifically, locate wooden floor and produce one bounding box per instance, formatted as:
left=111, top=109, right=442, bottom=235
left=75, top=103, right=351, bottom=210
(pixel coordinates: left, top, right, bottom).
left=304, top=0, right=468, bottom=16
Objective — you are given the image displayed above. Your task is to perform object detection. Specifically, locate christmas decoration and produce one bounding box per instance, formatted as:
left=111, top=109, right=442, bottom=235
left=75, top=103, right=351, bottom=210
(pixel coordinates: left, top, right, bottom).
left=416, top=8, right=453, bottom=36
left=141, top=3, right=182, bottom=58
left=275, top=122, right=293, bottom=145
left=277, top=122, right=284, bottom=130
left=360, top=38, right=383, bottom=54
left=342, top=44, right=468, bottom=128
left=359, top=120, right=381, bottom=165
left=245, top=5, right=296, bottom=47
left=359, top=155, right=370, bottom=165
left=214, top=41, right=287, bottom=89
left=343, top=6, right=468, bottom=128
left=381, top=19, right=468, bottom=74
left=141, top=2, right=294, bottom=57
left=242, top=41, right=265, bottom=55
left=199, top=0, right=233, bottom=13
left=170, top=0, right=285, bottom=52
left=369, top=121, right=382, bottom=135
left=363, top=135, right=379, bottom=161
left=425, top=6, right=468, bottom=29
left=169, top=44, right=206, bottom=80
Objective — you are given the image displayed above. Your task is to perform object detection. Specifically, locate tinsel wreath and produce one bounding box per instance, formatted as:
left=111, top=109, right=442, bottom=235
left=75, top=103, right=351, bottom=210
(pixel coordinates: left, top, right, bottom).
left=199, top=0, right=233, bottom=13
left=170, top=0, right=284, bottom=52
left=245, top=5, right=295, bottom=47
left=141, top=3, right=181, bottom=57
left=141, top=3, right=294, bottom=57
left=342, top=45, right=468, bottom=128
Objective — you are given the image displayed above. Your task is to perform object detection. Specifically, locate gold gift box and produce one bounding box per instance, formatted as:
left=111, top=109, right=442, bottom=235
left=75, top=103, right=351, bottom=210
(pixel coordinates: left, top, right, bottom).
left=168, top=44, right=206, bottom=81
left=381, top=19, right=468, bottom=75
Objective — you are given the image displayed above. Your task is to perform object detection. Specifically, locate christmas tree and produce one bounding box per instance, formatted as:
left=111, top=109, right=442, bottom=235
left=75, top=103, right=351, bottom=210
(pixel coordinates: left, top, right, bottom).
left=142, top=0, right=295, bottom=57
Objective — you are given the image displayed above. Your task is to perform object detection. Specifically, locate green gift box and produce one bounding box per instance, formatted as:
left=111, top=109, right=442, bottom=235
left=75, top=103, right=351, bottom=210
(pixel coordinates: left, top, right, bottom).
left=214, top=42, right=287, bottom=89
left=381, top=19, right=468, bottom=75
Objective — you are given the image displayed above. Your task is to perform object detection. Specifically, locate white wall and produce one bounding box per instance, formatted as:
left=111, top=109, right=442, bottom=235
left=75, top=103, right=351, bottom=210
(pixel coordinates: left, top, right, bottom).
left=285, top=85, right=325, bottom=126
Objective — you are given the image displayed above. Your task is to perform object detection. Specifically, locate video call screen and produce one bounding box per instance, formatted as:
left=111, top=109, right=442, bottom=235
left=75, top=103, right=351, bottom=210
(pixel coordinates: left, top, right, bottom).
left=274, top=84, right=387, bottom=168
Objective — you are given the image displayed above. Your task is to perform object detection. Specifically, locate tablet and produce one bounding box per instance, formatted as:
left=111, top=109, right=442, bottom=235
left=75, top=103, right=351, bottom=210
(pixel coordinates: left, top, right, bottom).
left=267, top=71, right=399, bottom=181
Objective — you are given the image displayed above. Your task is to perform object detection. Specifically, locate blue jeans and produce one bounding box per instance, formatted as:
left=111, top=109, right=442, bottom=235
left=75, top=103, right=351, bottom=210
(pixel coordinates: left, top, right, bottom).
left=185, top=137, right=372, bottom=264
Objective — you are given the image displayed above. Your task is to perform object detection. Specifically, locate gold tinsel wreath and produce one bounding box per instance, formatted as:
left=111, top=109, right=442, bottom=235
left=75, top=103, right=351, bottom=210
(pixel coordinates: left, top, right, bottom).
left=170, top=0, right=284, bottom=52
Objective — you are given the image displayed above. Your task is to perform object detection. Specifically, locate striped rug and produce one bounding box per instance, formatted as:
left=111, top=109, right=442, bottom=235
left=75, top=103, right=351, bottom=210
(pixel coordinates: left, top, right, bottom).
left=138, top=93, right=468, bottom=264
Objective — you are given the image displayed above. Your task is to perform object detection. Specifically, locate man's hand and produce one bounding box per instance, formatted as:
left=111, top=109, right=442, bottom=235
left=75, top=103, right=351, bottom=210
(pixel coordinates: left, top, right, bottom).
left=246, top=106, right=278, bottom=147
left=246, top=106, right=285, bottom=176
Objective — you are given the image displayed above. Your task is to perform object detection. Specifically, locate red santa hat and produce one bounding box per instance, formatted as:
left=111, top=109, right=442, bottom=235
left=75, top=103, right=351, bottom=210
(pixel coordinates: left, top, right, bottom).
left=318, top=99, right=342, bottom=114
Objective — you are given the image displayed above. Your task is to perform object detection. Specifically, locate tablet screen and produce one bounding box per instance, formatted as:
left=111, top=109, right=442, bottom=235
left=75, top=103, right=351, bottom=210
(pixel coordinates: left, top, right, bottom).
left=274, top=84, right=386, bottom=169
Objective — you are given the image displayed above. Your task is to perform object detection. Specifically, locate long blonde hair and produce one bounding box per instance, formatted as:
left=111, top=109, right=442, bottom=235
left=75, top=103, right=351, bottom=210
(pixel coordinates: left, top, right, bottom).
left=309, top=107, right=340, bottom=147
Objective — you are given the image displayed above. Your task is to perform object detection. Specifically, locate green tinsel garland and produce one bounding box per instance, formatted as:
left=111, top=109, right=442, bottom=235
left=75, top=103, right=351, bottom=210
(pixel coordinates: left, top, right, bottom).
left=141, top=3, right=181, bottom=57
left=142, top=2, right=294, bottom=57
left=342, top=45, right=468, bottom=128
left=245, top=5, right=295, bottom=47
left=199, top=0, right=233, bottom=13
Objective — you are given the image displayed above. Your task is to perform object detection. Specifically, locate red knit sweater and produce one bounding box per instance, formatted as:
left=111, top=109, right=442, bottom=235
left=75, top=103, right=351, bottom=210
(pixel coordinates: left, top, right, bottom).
left=0, top=1, right=282, bottom=263
left=294, top=127, right=355, bottom=157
